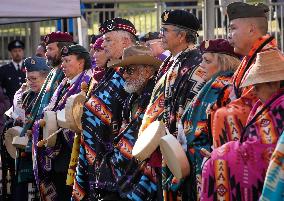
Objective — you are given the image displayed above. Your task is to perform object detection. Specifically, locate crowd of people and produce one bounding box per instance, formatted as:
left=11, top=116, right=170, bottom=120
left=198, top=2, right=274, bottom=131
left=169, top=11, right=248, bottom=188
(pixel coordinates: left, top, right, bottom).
left=0, top=1, right=283, bottom=201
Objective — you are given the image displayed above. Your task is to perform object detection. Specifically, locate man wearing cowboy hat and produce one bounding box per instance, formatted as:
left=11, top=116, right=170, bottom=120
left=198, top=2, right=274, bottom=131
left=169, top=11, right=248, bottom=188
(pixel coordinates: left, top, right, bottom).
left=137, top=9, right=206, bottom=201
left=73, top=18, right=137, bottom=201
left=99, top=45, right=162, bottom=201
left=0, top=39, right=26, bottom=104
left=210, top=2, right=280, bottom=156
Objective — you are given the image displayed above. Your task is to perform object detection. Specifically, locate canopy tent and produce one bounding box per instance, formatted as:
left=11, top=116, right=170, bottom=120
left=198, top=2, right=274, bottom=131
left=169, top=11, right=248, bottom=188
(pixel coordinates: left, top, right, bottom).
left=0, top=0, right=81, bottom=24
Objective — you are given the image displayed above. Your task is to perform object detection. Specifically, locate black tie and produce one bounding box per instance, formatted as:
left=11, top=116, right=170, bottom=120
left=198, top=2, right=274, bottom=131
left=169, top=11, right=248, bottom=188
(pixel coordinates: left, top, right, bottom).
left=17, top=64, right=20, bottom=71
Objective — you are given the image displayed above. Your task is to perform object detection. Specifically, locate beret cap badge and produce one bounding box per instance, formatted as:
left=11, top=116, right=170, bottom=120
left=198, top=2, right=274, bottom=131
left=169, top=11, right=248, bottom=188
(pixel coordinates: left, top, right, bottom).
left=62, top=46, right=69, bottom=54
left=164, top=12, right=169, bottom=21
left=205, top=40, right=210, bottom=49
left=31, top=59, right=36, bottom=65
left=106, top=20, right=116, bottom=31
left=45, top=36, right=49, bottom=43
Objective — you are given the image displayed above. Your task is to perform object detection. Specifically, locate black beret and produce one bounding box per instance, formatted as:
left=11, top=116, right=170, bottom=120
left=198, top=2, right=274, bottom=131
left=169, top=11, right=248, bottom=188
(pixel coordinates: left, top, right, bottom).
left=139, top=32, right=160, bottom=42
left=23, top=56, right=50, bottom=72
left=61, top=44, right=89, bottom=57
left=61, top=44, right=92, bottom=68
left=99, top=18, right=137, bottom=36
left=227, top=2, right=269, bottom=21
left=161, top=10, right=200, bottom=32
left=8, top=39, right=25, bottom=51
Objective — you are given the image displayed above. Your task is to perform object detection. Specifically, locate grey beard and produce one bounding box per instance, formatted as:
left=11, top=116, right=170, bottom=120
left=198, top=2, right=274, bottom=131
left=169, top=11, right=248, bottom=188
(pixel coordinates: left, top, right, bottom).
left=124, top=76, right=147, bottom=94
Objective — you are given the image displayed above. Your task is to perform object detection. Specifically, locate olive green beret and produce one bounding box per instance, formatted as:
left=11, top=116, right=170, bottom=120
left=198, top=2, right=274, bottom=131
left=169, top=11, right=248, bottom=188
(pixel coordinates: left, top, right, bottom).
left=227, top=2, right=269, bottom=21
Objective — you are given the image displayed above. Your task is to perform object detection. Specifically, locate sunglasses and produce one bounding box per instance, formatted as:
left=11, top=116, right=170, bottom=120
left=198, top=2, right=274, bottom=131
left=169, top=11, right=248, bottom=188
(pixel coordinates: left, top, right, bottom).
left=124, top=66, right=136, bottom=75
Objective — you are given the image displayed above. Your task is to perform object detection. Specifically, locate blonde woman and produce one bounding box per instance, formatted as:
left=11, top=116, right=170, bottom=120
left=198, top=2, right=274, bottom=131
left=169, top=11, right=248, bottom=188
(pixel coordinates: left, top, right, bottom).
left=177, top=39, right=241, bottom=199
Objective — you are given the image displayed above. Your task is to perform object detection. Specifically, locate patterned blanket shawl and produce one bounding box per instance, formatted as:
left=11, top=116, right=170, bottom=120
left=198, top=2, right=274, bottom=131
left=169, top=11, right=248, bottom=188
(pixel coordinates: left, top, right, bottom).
left=138, top=48, right=205, bottom=201
left=201, top=88, right=284, bottom=201
left=259, top=130, right=284, bottom=201
left=110, top=77, right=157, bottom=201
left=32, top=70, right=91, bottom=201
left=72, top=68, right=128, bottom=200
left=178, top=70, right=233, bottom=200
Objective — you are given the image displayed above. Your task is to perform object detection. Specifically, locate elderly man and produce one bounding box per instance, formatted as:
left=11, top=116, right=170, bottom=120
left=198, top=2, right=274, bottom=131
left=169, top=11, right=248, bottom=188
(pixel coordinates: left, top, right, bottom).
left=72, top=18, right=136, bottom=201
left=137, top=10, right=205, bottom=201
left=105, top=45, right=162, bottom=201
left=14, top=56, right=50, bottom=201
left=34, top=44, right=92, bottom=201
left=0, top=40, right=25, bottom=104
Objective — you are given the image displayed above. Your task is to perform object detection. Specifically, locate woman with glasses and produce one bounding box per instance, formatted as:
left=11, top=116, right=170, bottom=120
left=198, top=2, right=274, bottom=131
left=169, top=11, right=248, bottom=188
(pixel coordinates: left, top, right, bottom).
left=14, top=56, right=50, bottom=201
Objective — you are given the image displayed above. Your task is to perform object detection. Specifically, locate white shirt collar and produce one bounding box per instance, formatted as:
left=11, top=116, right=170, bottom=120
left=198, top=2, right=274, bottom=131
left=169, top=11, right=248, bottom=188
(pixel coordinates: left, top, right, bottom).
left=68, top=73, right=80, bottom=85
left=12, top=60, right=23, bottom=70
left=170, top=46, right=195, bottom=62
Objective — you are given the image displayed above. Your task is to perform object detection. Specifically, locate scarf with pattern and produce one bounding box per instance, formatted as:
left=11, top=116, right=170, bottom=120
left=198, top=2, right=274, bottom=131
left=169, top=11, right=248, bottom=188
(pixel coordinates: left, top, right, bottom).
left=72, top=67, right=128, bottom=200
left=32, top=70, right=91, bottom=201
left=177, top=71, right=233, bottom=200
left=260, top=130, right=284, bottom=201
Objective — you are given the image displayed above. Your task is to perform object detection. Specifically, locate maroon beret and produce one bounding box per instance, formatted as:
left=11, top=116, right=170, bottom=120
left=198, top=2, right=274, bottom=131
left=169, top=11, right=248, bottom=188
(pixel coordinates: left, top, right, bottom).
left=200, top=39, right=241, bottom=58
left=99, top=18, right=137, bottom=37
left=92, top=36, right=104, bottom=50
left=44, top=31, right=74, bottom=45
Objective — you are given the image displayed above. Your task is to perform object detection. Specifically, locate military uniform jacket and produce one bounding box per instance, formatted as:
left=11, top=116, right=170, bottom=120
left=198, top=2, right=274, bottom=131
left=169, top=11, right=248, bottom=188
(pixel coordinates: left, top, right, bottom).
left=0, top=62, right=25, bottom=103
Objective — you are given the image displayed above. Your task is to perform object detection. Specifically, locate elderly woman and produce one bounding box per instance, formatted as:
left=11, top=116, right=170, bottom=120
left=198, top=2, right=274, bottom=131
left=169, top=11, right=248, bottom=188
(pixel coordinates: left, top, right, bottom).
left=33, top=44, right=92, bottom=201
left=175, top=39, right=241, bottom=199
left=14, top=56, right=50, bottom=201
left=201, top=50, right=284, bottom=201
left=91, top=36, right=107, bottom=85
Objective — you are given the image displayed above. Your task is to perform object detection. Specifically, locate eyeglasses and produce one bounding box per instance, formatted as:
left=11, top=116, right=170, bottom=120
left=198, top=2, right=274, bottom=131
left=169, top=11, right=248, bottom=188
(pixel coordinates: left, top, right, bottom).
left=159, top=27, right=167, bottom=36
left=160, top=27, right=183, bottom=36
left=26, top=77, right=39, bottom=82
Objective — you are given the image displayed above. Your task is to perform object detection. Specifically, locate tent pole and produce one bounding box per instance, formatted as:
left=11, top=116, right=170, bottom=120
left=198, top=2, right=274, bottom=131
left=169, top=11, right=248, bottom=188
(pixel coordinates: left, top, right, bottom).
left=77, top=17, right=83, bottom=45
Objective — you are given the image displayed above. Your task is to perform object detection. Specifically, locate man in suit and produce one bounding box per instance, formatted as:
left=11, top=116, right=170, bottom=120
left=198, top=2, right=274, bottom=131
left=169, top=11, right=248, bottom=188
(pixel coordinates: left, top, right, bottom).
left=0, top=39, right=26, bottom=104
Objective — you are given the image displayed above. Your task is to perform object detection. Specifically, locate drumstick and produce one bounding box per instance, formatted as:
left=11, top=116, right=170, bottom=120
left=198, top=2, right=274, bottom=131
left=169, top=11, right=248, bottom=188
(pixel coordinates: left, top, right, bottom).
left=200, top=148, right=211, bottom=158
left=37, top=128, right=63, bottom=147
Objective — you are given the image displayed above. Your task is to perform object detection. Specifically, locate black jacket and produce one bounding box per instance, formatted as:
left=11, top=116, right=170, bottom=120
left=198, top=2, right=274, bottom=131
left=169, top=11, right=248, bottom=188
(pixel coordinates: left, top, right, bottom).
left=0, top=62, right=25, bottom=104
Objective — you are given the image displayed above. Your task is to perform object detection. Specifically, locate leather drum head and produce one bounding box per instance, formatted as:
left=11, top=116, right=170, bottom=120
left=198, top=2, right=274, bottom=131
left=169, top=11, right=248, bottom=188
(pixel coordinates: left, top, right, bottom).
left=57, top=109, right=69, bottom=129
left=132, top=121, right=165, bottom=161
left=65, top=92, right=85, bottom=133
left=4, top=126, right=23, bottom=159
left=42, top=111, right=58, bottom=142
left=160, top=134, right=190, bottom=180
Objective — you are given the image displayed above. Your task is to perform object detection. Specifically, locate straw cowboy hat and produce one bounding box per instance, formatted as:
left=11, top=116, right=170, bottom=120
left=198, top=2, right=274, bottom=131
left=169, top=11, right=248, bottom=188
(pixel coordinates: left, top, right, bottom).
left=107, top=45, right=162, bottom=69
left=241, top=50, right=284, bottom=88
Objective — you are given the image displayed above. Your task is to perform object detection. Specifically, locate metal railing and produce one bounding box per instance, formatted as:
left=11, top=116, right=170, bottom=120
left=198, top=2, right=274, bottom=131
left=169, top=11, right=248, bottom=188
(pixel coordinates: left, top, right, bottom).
left=0, top=0, right=283, bottom=63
